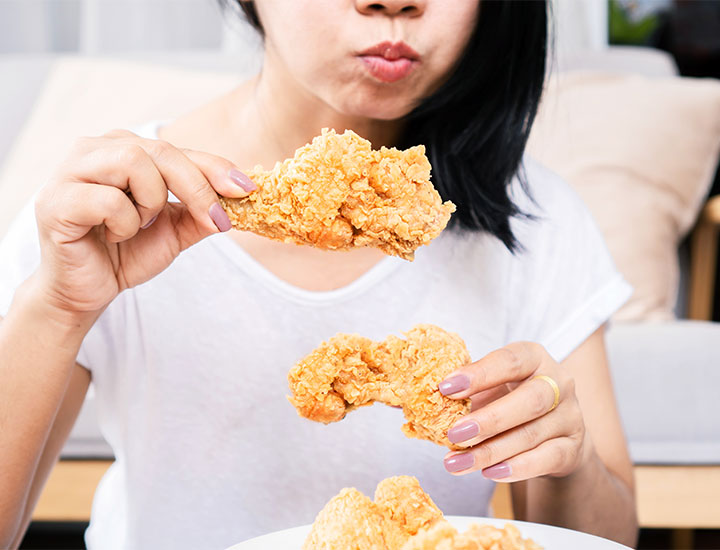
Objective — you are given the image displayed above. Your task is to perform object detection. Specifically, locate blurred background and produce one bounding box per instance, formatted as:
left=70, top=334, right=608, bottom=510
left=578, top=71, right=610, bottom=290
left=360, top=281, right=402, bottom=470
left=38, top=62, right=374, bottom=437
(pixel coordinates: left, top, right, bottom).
left=1, top=1, right=719, bottom=549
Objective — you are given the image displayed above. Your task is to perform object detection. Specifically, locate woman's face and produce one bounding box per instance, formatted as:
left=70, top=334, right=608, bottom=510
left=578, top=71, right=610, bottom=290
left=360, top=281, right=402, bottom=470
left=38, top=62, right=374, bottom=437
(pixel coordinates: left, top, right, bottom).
left=254, top=0, right=480, bottom=120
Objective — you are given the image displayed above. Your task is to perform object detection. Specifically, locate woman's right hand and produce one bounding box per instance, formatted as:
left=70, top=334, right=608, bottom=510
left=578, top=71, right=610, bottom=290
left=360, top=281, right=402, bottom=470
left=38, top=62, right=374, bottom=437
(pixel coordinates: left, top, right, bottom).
left=32, top=128, right=255, bottom=318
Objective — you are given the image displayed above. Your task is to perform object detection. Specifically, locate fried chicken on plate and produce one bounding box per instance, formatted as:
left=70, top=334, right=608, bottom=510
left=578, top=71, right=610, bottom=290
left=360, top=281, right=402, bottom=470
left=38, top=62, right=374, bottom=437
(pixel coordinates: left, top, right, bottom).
left=303, top=476, right=542, bottom=550
left=287, top=324, right=471, bottom=450
left=219, top=129, right=455, bottom=260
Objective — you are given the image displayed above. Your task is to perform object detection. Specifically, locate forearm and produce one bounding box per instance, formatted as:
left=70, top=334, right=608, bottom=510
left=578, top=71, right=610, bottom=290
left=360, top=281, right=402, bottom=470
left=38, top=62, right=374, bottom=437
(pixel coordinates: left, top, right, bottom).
left=516, top=443, right=637, bottom=547
left=0, top=275, right=97, bottom=546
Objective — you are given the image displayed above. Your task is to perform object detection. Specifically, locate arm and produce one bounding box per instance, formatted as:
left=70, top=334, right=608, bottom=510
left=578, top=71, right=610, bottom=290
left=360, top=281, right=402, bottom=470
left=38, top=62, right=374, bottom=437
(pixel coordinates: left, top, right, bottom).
left=439, top=327, right=637, bottom=547
left=510, top=327, right=637, bottom=545
left=0, top=129, right=254, bottom=547
left=0, top=290, right=94, bottom=547
left=10, top=362, right=90, bottom=549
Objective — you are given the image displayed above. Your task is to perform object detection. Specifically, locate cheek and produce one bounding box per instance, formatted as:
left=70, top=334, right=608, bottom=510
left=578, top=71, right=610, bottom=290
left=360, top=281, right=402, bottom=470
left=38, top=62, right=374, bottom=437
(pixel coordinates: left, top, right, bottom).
left=428, top=4, right=481, bottom=78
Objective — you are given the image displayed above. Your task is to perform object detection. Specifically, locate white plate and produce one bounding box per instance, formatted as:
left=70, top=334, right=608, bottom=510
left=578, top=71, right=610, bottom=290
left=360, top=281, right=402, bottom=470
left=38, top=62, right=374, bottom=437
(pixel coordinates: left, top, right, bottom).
left=227, top=515, right=632, bottom=549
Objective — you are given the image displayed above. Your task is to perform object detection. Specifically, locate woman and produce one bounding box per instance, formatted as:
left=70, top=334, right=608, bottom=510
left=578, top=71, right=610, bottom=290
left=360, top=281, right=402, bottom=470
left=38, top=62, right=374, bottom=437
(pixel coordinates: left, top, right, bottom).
left=0, top=1, right=638, bottom=548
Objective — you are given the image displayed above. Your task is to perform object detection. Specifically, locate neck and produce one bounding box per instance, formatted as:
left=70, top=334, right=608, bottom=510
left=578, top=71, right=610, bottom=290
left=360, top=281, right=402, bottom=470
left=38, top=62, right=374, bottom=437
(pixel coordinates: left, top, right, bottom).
left=241, top=48, right=405, bottom=164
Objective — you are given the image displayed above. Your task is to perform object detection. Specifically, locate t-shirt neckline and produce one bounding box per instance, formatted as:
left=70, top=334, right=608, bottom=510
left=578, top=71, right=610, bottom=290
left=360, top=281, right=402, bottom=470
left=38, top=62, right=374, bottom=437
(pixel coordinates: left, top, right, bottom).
left=207, top=235, right=405, bottom=306
left=144, top=120, right=407, bottom=306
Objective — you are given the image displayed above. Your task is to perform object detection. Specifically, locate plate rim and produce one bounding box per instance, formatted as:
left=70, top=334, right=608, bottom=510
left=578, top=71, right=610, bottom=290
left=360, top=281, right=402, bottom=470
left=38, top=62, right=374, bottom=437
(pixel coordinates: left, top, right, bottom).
left=227, top=515, right=633, bottom=550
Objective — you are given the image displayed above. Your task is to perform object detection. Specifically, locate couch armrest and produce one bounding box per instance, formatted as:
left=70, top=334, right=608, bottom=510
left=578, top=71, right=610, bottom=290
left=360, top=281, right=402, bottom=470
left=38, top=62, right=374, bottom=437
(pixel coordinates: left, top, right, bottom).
left=688, top=195, right=720, bottom=320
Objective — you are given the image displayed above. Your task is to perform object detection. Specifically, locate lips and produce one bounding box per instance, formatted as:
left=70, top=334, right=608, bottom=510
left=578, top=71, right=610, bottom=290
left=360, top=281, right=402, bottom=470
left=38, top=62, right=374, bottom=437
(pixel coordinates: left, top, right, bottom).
left=358, top=41, right=420, bottom=83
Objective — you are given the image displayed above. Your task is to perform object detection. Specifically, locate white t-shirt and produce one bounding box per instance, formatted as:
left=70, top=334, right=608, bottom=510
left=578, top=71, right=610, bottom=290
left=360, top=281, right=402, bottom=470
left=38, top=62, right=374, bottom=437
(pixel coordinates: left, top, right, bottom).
left=0, top=121, right=631, bottom=549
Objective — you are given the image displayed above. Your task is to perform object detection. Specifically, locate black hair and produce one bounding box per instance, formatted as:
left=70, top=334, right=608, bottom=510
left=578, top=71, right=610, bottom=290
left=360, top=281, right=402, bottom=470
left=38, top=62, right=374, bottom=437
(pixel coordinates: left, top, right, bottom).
left=219, top=1, right=548, bottom=251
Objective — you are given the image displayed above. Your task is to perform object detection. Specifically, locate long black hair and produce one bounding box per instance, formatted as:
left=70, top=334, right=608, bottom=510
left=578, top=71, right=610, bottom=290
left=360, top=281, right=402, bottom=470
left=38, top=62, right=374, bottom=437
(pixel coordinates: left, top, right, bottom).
left=220, top=1, right=548, bottom=251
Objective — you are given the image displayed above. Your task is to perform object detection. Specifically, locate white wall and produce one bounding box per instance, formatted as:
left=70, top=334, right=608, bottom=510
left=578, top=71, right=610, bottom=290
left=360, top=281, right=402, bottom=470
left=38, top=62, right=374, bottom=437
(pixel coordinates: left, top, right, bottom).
left=0, top=0, right=609, bottom=56
left=0, top=0, right=259, bottom=54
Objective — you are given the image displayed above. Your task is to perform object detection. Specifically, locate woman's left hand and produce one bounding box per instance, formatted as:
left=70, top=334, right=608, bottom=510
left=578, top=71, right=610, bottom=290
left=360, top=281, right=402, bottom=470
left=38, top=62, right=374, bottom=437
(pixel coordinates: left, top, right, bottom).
left=439, top=342, right=589, bottom=481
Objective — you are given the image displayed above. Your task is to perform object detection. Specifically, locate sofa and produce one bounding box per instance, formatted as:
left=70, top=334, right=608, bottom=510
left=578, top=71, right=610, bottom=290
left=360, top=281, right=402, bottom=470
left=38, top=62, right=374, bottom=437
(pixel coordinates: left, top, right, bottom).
left=1, top=46, right=719, bottom=541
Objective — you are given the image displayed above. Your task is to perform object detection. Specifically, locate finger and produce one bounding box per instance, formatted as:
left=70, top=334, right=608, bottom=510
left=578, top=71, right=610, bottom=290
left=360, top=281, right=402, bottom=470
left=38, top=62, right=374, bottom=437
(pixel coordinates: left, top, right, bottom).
left=439, top=342, right=548, bottom=399
left=181, top=149, right=257, bottom=199
left=61, top=144, right=168, bottom=228
left=447, top=374, right=566, bottom=447
left=38, top=182, right=141, bottom=243
left=481, top=437, right=582, bottom=482
left=469, top=385, right=509, bottom=412
left=443, top=402, right=576, bottom=475
left=136, top=138, right=234, bottom=233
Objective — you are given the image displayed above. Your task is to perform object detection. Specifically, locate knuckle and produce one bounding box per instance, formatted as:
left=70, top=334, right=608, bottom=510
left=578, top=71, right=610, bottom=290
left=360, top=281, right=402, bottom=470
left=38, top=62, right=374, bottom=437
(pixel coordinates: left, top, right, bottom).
left=473, top=443, right=495, bottom=468
left=101, top=187, right=128, bottom=215
left=528, top=341, right=546, bottom=357
left=118, top=143, right=149, bottom=168
left=551, top=442, right=570, bottom=468
left=147, top=139, right=177, bottom=161
left=69, top=135, right=98, bottom=155
left=564, top=375, right=576, bottom=397
left=34, top=186, right=55, bottom=220
left=477, top=408, right=500, bottom=436
left=499, top=348, right=522, bottom=378
left=103, top=128, right=135, bottom=139
left=529, top=386, right=549, bottom=417
left=520, top=422, right=539, bottom=446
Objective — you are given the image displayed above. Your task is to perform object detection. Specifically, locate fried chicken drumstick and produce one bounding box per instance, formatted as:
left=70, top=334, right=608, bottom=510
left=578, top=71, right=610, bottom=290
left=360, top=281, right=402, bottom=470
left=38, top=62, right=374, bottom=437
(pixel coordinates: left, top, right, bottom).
left=287, top=324, right=471, bottom=450
left=219, top=129, right=455, bottom=260
left=303, top=476, right=542, bottom=550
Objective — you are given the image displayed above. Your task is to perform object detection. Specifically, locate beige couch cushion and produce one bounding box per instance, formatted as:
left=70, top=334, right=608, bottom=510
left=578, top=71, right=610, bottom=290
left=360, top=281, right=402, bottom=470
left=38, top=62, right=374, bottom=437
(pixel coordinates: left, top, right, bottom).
left=0, top=56, right=242, bottom=238
left=527, top=72, right=720, bottom=321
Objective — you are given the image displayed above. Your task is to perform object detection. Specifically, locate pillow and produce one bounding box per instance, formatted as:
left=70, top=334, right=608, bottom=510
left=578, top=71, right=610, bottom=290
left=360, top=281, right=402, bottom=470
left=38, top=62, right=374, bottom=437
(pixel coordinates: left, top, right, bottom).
left=0, top=55, right=244, bottom=239
left=527, top=71, right=720, bottom=321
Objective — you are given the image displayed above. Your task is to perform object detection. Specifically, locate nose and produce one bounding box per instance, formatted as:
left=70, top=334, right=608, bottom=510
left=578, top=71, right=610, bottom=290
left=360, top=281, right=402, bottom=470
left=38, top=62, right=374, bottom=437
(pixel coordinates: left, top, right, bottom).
left=355, top=0, right=426, bottom=17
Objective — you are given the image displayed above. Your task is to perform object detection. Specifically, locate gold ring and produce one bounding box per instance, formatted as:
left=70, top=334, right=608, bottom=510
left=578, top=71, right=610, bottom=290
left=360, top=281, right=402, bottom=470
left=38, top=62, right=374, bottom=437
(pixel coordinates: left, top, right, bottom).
left=532, top=375, right=560, bottom=413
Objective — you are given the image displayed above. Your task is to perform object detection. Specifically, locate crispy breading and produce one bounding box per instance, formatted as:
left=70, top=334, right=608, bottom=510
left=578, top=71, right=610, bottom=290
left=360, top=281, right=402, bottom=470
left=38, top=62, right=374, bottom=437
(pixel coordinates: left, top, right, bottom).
left=402, top=522, right=543, bottom=550
left=220, top=129, right=455, bottom=261
left=301, top=487, right=407, bottom=550
left=303, top=477, right=439, bottom=550
left=287, top=325, right=472, bottom=450
left=303, top=476, right=542, bottom=550
left=374, top=476, right=444, bottom=537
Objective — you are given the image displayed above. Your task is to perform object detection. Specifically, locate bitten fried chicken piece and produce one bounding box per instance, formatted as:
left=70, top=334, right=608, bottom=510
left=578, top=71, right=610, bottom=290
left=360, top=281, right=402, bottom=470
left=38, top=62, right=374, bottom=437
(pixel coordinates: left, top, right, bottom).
left=287, top=324, right=471, bottom=450
left=303, top=476, right=542, bottom=550
left=219, top=129, right=455, bottom=261
left=303, top=476, right=443, bottom=550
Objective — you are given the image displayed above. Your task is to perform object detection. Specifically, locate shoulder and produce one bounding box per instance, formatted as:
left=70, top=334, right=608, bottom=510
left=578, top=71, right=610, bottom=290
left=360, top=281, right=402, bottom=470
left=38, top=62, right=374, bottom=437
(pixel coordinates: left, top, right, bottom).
left=509, top=155, right=602, bottom=252
left=512, top=156, right=590, bottom=223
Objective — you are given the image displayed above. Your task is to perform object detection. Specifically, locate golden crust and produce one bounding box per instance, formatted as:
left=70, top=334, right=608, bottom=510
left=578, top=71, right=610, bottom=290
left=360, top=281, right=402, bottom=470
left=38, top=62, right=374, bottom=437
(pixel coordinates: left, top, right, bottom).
left=303, top=476, right=542, bottom=550
left=402, top=522, right=543, bottom=550
left=287, top=325, right=472, bottom=450
left=220, top=129, right=455, bottom=261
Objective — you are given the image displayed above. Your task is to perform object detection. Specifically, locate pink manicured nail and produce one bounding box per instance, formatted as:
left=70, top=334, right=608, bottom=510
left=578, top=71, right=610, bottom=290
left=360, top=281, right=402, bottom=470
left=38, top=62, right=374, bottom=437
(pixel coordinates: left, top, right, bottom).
left=444, top=453, right=475, bottom=473
left=141, top=214, right=158, bottom=229
left=439, top=374, right=470, bottom=396
left=209, top=203, right=232, bottom=232
left=482, top=462, right=512, bottom=480
left=448, top=421, right=479, bottom=444
left=229, top=168, right=257, bottom=192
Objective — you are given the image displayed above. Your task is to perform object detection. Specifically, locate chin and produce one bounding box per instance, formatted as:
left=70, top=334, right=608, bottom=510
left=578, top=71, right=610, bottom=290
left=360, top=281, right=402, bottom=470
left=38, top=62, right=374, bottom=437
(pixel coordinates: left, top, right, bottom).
left=337, top=93, right=419, bottom=122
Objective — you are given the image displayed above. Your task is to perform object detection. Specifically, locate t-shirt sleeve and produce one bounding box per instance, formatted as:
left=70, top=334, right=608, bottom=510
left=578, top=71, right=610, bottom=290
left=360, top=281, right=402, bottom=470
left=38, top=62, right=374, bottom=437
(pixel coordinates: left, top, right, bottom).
left=505, top=158, right=632, bottom=362
left=0, top=197, right=42, bottom=317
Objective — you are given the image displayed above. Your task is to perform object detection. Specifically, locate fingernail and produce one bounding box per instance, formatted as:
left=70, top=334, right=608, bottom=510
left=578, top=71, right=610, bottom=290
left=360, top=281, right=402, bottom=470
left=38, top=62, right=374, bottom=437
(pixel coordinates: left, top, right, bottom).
left=141, top=214, right=158, bottom=229
left=228, top=168, right=257, bottom=192
left=209, top=203, right=232, bottom=232
left=439, top=374, right=470, bottom=396
left=444, top=453, right=475, bottom=473
left=448, top=421, right=479, bottom=444
left=482, top=462, right=512, bottom=480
